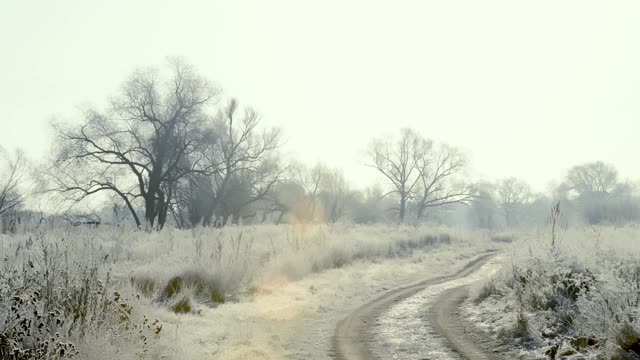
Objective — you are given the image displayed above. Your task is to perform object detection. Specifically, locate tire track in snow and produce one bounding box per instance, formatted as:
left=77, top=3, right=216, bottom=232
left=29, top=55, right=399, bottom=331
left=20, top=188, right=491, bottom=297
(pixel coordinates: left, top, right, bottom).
left=333, top=251, right=501, bottom=360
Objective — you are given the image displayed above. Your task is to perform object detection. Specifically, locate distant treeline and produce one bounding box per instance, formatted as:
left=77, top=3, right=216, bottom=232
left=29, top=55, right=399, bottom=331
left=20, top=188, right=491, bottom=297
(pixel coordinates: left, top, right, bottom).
left=0, top=60, right=637, bottom=231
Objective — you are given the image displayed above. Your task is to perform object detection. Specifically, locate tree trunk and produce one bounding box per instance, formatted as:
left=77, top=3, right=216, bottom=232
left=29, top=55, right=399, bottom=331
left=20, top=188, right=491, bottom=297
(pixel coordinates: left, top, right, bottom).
left=144, top=195, right=157, bottom=228
left=222, top=213, right=231, bottom=226
left=416, top=203, right=425, bottom=221
left=158, top=201, right=168, bottom=229
left=123, top=199, right=141, bottom=228
left=399, top=195, right=407, bottom=222
left=157, top=187, right=172, bottom=229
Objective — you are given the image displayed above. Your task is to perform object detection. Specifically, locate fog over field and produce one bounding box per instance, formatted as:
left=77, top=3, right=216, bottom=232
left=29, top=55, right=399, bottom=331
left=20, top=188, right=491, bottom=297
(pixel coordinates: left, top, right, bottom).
left=1, top=1, right=640, bottom=359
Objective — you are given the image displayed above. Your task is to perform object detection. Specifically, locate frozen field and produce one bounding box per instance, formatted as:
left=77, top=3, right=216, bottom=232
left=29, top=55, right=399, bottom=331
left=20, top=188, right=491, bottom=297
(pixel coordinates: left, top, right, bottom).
left=0, top=223, right=502, bottom=359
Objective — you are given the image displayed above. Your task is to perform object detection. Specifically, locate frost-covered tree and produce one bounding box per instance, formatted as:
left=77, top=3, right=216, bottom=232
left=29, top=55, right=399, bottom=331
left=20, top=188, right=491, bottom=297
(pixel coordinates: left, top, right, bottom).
left=469, top=182, right=499, bottom=229
left=318, top=167, right=350, bottom=223
left=562, top=162, right=631, bottom=224
left=172, top=99, right=283, bottom=226
left=367, top=129, right=428, bottom=222
left=0, top=147, right=27, bottom=217
left=367, top=129, right=473, bottom=222
left=51, top=58, right=219, bottom=229
left=414, top=143, right=474, bottom=221
left=566, top=161, right=618, bottom=197
left=496, top=177, right=531, bottom=226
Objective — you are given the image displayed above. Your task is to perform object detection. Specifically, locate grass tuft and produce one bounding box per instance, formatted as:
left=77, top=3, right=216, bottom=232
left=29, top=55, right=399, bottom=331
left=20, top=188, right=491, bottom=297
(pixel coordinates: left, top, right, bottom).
left=172, top=296, right=193, bottom=314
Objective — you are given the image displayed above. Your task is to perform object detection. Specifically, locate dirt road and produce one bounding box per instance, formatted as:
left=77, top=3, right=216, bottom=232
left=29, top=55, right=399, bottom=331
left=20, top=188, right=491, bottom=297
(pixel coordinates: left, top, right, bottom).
left=332, top=252, right=499, bottom=360
left=429, top=285, right=508, bottom=360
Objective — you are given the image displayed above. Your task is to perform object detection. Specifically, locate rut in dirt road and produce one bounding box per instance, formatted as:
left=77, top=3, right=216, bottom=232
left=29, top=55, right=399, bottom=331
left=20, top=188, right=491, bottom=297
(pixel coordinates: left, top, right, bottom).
left=430, top=286, right=494, bottom=360
left=332, top=252, right=500, bottom=360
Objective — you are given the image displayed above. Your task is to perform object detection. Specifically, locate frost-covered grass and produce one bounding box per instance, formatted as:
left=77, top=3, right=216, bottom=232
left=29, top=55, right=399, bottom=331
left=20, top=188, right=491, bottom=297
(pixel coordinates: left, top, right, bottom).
left=0, top=227, right=164, bottom=359
left=1, top=223, right=497, bottom=359
left=124, top=223, right=465, bottom=303
left=466, top=224, right=640, bottom=359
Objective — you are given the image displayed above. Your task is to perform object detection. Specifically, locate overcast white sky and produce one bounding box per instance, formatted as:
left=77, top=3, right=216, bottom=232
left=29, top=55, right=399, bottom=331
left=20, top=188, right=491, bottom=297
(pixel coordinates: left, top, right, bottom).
left=1, top=0, right=639, bottom=192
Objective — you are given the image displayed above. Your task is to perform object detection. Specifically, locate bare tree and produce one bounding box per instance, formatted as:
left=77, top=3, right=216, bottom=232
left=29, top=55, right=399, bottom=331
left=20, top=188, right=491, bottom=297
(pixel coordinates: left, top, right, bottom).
left=414, top=144, right=475, bottom=220
left=496, top=177, right=531, bottom=227
left=319, top=167, right=350, bottom=223
left=367, top=129, right=427, bottom=222
left=349, top=185, right=396, bottom=224
left=298, top=163, right=325, bottom=222
left=180, top=99, right=283, bottom=226
left=219, top=159, right=285, bottom=224
left=260, top=163, right=351, bottom=224
left=0, top=147, right=27, bottom=216
left=50, top=58, right=219, bottom=229
left=566, top=161, right=618, bottom=197
left=469, top=182, right=498, bottom=230
left=263, top=180, right=306, bottom=224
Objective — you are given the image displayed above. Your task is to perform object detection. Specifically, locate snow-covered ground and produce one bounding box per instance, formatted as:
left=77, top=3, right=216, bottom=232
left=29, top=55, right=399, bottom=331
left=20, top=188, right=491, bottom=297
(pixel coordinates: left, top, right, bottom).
left=371, top=254, right=504, bottom=360
left=0, top=223, right=503, bottom=359
left=462, top=225, right=640, bottom=359
left=150, top=230, right=501, bottom=359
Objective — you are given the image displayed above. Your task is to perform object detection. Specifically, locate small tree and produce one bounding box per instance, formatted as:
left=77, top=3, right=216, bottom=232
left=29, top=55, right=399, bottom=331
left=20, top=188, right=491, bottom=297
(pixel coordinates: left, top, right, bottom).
left=296, top=163, right=324, bottom=222
left=177, top=99, right=283, bottom=226
left=350, top=185, right=396, bottom=224
left=469, top=182, right=499, bottom=230
left=0, top=147, right=27, bottom=217
left=287, top=163, right=351, bottom=223
left=496, top=177, right=531, bottom=227
left=319, top=167, right=350, bottom=223
left=263, top=180, right=306, bottom=224
left=0, top=147, right=27, bottom=233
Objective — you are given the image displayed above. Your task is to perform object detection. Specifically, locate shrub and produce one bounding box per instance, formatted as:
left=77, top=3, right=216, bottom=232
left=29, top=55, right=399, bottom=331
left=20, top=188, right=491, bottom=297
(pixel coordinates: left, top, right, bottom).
left=491, top=235, right=514, bottom=243
left=474, top=280, right=500, bottom=304
left=159, top=271, right=226, bottom=307
left=129, top=276, right=158, bottom=298
left=472, top=224, right=640, bottom=359
left=0, top=231, right=163, bottom=359
left=616, top=323, right=640, bottom=358
left=171, top=296, right=193, bottom=314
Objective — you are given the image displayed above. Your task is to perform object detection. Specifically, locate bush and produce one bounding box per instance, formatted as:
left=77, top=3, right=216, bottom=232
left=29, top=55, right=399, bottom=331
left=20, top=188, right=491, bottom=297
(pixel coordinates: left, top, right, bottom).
left=159, top=271, right=226, bottom=307
left=616, top=323, right=640, bottom=358
left=0, top=231, right=163, bottom=359
left=472, top=225, right=640, bottom=359
left=490, top=235, right=514, bottom=243
left=171, top=296, right=193, bottom=314
left=130, top=276, right=158, bottom=298
left=474, top=280, right=500, bottom=304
